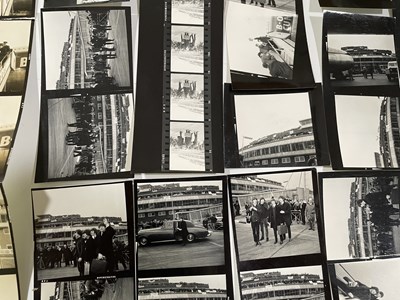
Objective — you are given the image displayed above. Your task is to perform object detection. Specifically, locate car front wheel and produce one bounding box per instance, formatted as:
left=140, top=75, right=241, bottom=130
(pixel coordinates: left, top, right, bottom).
left=138, top=236, right=149, bottom=246
left=187, top=233, right=195, bottom=242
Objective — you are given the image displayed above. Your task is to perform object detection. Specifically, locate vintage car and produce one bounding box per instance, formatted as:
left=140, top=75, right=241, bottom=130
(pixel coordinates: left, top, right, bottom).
left=137, top=220, right=212, bottom=246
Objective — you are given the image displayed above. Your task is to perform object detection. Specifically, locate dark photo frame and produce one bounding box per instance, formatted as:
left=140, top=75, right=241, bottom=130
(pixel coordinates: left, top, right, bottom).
left=319, top=0, right=394, bottom=8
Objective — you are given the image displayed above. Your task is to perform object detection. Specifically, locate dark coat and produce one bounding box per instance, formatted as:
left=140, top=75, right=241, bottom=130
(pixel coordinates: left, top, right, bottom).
left=277, top=201, right=292, bottom=226
left=75, top=237, right=84, bottom=259
left=177, top=220, right=189, bottom=236
left=365, top=192, right=389, bottom=208
left=268, top=206, right=279, bottom=230
left=249, top=205, right=260, bottom=223
left=83, top=237, right=97, bottom=262
left=259, top=203, right=268, bottom=220
left=98, top=226, right=115, bottom=259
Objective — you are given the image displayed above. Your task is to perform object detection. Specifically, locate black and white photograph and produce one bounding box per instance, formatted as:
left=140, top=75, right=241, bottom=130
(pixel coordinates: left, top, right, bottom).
left=319, top=0, right=393, bottom=8
left=170, top=73, right=204, bottom=122
left=37, top=92, right=134, bottom=181
left=0, top=189, right=16, bottom=270
left=32, top=183, right=132, bottom=281
left=0, top=20, right=32, bottom=95
left=230, top=170, right=321, bottom=263
left=42, top=8, right=132, bottom=91
left=0, top=0, right=34, bottom=16
left=324, top=12, right=398, bottom=89
left=334, top=95, right=399, bottom=168
left=138, top=274, right=227, bottom=299
left=44, top=0, right=129, bottom=8
left=234, top=93, right=317, bottom=168
left=227, top=2, right=297, bottom=80
left=171, top=0, right=204, bottom=25
left=169, top=121, right=205, bottom=171
left=330, top=258, right=400, bottom=300
left=232, top=0, right=295, bottom=12
left=240, top=265, right=325, bottom=299
left=136, top=179, right=227, bottom=271
left=0, top=274, right=19, bottom=299
left=39, top=277, right=134, bottom=299
left=170, top=25, right=204, bottom=74
left=321, top=173, right=400, bottom=261
left=0, top=96, right=22, bottom=180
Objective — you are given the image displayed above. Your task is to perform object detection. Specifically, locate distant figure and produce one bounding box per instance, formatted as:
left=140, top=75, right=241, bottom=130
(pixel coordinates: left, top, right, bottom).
left=305, top=197, right=316, bottom=231
left=176, top=219, right=189, bottom=246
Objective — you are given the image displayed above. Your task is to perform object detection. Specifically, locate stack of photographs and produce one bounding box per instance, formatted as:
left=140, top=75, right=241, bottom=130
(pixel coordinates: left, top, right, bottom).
left=134, top=0, right=224, bottom=173
left=224, top=84, right=330, bottom=169
left=226, top=0, right=315, bottom=90
left=134, top=177, right=233, bottom=299
left=36, top=7, right=135, bottom=182
left=0, top=19, right=34, bottom=181
left=319, top=0, right=394, bottom=8
left=0, top=186, right=19, bottom=299
left=228, top=169, right=330, bottom=299
left=322, top=11, right=400, bottom=169
left=32, top=182, right=135, bottom=299
left=320, top=171, right=400, bottom=299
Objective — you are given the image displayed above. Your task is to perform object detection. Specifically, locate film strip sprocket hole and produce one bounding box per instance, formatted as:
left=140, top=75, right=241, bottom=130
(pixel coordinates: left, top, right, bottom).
left=161, top=0, right=213, bottom=172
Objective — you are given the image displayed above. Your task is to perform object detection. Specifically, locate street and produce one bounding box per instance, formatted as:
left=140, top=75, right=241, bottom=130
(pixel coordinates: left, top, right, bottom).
left=331, top=73, right=398, bottom=87
left=138, top=231, right=225, bottom=270
left=234, top=217, right=320, bottom=262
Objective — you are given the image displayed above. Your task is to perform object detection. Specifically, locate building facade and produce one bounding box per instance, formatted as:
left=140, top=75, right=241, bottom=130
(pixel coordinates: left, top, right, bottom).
left=0, top=196, right=15, bottom=269
left=239, top=119, right=316, bottom=168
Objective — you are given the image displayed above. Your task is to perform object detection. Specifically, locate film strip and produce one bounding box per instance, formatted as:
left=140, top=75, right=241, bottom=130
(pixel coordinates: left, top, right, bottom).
left=161, top=0, right=213, bottom=172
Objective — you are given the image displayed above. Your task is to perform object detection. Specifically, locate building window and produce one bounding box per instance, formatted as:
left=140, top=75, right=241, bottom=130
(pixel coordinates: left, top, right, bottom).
left=7, top=244, right=12, bottom=250
left=138, top=213, right=145, bottom=218
left=271, top=159, right=279, bottom=165
left=158, top=211, right=166, bottom=216
left=3, top=228, right=10, bottom=234
left=148, top=213, right=155, bottom=217
left=282, top=157, right=291, bottom=164
left=295, top=156, right=306, bottom=162
left=254, top=161, right=260, bottom=166
left=168, top=211, right=174, bottom=215
left=98, top=113, right=103, bottom=119
left=262, top=160, right=268, bottom=165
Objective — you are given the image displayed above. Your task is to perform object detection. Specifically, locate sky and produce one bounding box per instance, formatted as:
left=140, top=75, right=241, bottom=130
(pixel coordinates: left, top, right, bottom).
left=141, top=274, right=226, bottom=290
left=0, top=96, right=21, bottom=127
left=322, top=177, right=353, bottom=260
left=42, top=11, right=76, bottom=89
left=257, top=171, right=314, bottom=191
left=0, top=20, right=31, bottom=48
left=335, top=258, right=400, bottom=300
left=234, top=93, right=312, bottom=149
left=335, top=95, right=382, bottom=167
left=40, top=282, right=55, bottom=300
left=328, top=34, right=396, bottom=53
left=241, top=265, right=323, bottom=278
left=32, top=183, right=127, bottom=219
left=138, top=180, right=223, bottom=191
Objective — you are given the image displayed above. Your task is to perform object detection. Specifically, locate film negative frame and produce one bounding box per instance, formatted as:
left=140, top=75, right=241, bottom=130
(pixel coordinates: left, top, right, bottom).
left=161, top=0, right=213, bottom=172
left=227, top=168, right=332, bottom=299
left=31, top=181, right=135, bottom=285
left=134, top=176, right=234, bottom=298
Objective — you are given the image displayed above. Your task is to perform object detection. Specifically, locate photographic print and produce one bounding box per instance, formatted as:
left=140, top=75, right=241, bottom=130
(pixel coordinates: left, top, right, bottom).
left=324, top=12, right=398, bottom=89
left=240, top=265, right=325, bottom=299
left=138, top=274, right=227, bottom=299
left=331, top=259, right=400, bottom=300
left=170, top=73, right=204, bottom=122
left=39, top=277, right=134, bottom=299
left=230, top=170, right=321, bottom=263
left=0, top=274, right=19, bottom=299
left=171, top=0, right=204, bottom=25
left=0, top=20, right=32, bottom=95
left=42, top=8, right=132, bottom=91
left=0, top=96, right=22, bottom=180
left=227, top=2, right=297, bottom=80
left=32, top=183, right=132, bottom=281
left=38, top=92, right=133, bottom=181
left=136, top=179, right=226, bottom=271
left=0, top=189, right=16, bottom=270
left=321, top=173, right=400, bottom=261
left=44, top=0, right=129, bottom=8
left=319, top=0, right=393, bottom=8
left=235, top=93, right=317, bottom=168
left=335, top=95, right=400, bottom=168
left=169, top=121, right=205, bottom=171
left=170, top=25, right=204, bottom=73
left=0, top=0, right=34, bottom=17
left=232, top=0, right=295, bottom=12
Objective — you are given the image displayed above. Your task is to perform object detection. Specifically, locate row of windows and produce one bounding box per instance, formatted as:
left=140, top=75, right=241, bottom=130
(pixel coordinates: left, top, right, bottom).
left=243, top=287, right=324, bottom=299
left=138, top=198, right=222, bottom=210
left=243, top=141, right=315, bottom=159
left=138, top=211, right=173, bottom=218
left=231, top=184, right=278, bottom=192
left=246, top=156, right=307, bottom=167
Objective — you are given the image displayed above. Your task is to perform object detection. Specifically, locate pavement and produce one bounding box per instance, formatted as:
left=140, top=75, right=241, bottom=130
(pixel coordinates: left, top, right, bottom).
left=331, top=73, right=398, bottom=87
left=234, top=216, right=320, bottom=262
left=138, top=230, right=225, bottom=270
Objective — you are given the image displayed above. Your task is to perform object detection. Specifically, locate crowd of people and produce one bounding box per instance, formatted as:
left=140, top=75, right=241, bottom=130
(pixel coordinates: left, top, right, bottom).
left=170, top=129, right=203, bottom=150
left=240, top=0, right=277, bottom=8
left=338, top=276, right=384, bottom=300
left=237, top=196, right=316, bottom=246
left=36, top=218, right=129, bottom=276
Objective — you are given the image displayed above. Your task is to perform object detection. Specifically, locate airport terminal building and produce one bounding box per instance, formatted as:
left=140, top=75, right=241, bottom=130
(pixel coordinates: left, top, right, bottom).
left=138, top=279, right=227, bottom=300
left=34, top=214, right=128, bottom=249
left=0, top=199, right=14, bottom=269
left=239, top=119, right=316, bottom=168
left=0, top=42, right=29, bottom=92
left=240, top=271, right=325, bottom=300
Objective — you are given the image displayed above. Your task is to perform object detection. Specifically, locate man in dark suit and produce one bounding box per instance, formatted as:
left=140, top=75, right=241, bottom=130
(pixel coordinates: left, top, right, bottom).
left=74, top=230, right=85, bottom=276
left=177, top=218, right=189, bottom=246
left=98, top=218, right=116, bottom=272
left=268, top=199, right=279, bottom=244
left=259, top=198, right=269, bottom=242
left=82, top=230, right=96, bottom=274
left=277, top=196, right=292, bottom=243
left=249, top=198, right=261, bottom=246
